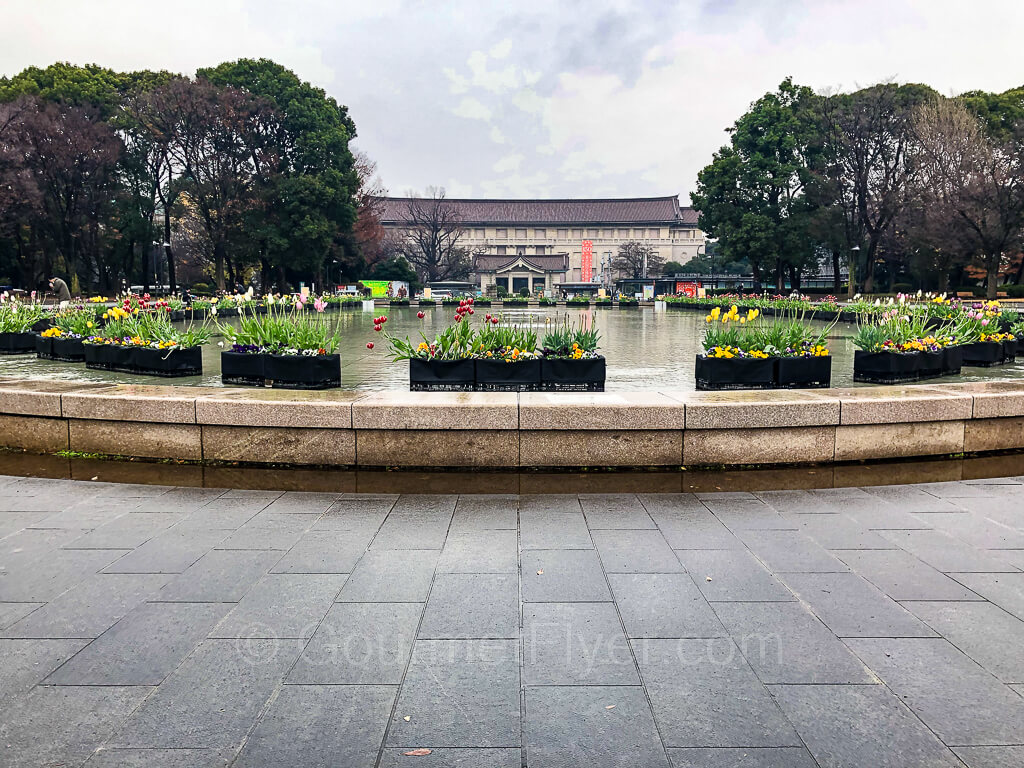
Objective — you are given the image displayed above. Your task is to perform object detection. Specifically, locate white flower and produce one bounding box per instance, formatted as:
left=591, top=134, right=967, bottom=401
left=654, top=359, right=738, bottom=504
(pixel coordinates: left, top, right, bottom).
left=217, top=341, right=224, bottom=348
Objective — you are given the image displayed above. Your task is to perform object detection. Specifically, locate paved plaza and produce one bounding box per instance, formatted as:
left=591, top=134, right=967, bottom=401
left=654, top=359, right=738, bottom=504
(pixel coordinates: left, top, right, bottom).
left=2, top=475, right=1024, bottom=767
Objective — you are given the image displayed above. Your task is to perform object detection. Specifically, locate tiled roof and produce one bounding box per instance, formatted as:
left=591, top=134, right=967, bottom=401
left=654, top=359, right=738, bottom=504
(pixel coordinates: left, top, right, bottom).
left=473, top=254, right=569, bottom=272
left=379, top=196, right=698, bottom=226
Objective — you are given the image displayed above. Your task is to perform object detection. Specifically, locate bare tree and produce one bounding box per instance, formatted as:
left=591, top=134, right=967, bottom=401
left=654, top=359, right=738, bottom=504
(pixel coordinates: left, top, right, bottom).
left=396, top=187, right=470, bottom=282
left=913, top=99, right=1024, bottom=298
left=614, top=240, right=663, bottom=279
left=351, top=151, right=389, bottom=270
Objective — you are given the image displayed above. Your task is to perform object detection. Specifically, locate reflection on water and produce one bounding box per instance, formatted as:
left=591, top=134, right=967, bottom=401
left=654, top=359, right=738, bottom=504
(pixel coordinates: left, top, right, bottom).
left=1, top=448, right=1022, bottom=493
left=2, top=306, right=1024, bottom=390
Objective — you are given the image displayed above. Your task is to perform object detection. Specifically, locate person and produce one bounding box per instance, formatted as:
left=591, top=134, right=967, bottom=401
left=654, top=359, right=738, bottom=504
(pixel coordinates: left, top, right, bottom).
left=48, top=276, right=71, bottom=307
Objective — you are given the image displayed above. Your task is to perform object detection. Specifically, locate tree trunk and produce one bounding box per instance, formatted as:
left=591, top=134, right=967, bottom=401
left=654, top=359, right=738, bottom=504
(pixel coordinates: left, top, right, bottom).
left=214, top=241, right=226, bottom=291
left=276, top=264, right=288, bottom=293
left=832, top=249, right=841, bottom=292
left=986, top=254, right=1000, bottom=300
left=846, top=252, right=857, bottom=300
left=775, top=257, right=784, bottom=291
left=164, top=214, right=176, bottom=293
left=141, top=239, right=150, bottom=294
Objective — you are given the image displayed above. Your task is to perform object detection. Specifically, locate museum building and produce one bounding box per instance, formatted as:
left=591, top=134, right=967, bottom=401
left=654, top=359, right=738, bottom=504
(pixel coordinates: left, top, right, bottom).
left=379, top=195, right=705, bottom=295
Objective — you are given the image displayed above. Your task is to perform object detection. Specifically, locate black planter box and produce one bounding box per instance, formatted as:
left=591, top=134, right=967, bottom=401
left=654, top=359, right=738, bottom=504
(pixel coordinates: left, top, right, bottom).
left=853, top=350, right=921, bottom=384
left=540, top=357, right=606, bottom=392
left=474, top=358, right=542, bottom=391
left=36, top=335, right=86, bottom=362
left=960, top=341, right=1006, bottom=368
left=168, top=310, right=185, bottom=322
left=918, top=349, right=945, bottom=380
left=409, top=358, right=475, bottom=391
left=0, top=331, right=36, bottom=354
left=695, top=355, right=775, bottom=391
left=265, top=353, right=341, bottom=390
left=942, top=345, right=963, bottom=376
left=1004, top=339, right=1017, bottom=362
left=775, top=356, right=832, bottom=389
left=130, top=346, right=203, bottom=377
left=84, top=343, right=132, bottom=371
left=221, top=351, right=266, bottom=386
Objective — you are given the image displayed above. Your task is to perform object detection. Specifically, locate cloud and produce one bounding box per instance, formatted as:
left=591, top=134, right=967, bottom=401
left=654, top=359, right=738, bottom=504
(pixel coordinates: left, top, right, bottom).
left=493, top=154, right=524, bottom=173
left=489, top=126, right=506, bottom=144
left=452, top=96, right=493, bottom=122
left=489, top=39, right=513, bottom=59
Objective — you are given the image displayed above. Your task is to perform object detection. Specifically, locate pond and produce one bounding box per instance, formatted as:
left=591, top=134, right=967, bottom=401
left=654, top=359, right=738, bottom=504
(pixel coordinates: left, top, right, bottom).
left=3, top=305, right=1024, bottom=390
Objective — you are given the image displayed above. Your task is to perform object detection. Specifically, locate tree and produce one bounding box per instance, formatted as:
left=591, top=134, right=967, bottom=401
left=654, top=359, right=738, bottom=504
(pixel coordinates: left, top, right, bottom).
left=819, top=82, right=938, bottom=296
left=913, top=99, right=1024, bottom=298
left=662, top=260, right=686, bottom=275
left=396, top=188, right=471, bottom=282
left=614, top=240, right=662, bottom=279
left=692, top=78, right=821, bottom=290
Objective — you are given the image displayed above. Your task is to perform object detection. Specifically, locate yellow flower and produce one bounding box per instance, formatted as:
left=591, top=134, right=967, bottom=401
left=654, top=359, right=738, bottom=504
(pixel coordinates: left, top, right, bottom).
left=86, top=321, right=93, bottom=328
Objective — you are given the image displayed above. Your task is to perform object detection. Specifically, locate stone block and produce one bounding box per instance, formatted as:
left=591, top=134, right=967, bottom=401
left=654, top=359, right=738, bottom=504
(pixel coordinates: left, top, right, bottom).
left=964, top=417, right=1024, bottom=453
left=0, top=414, right=68, bottom=453
left=356, top=429, right=518, bottom=467
left=934, top=380, right=1024, bottom=418
left=834, top=421, right=965, bottom=462
left=62, top=385, right=214, bottom=424
left=201, top=425, right=355, bottom=466
left=519, top=429, right=681, bottom=467
left=684, top=426, right=835, bottom=466
left=0, top=380, right=99, bottom=417
left=195, top=388, right=357, bottom=428
left=834, top=385, right=972, bottom=425
left=69, top=419, right=202, bottom=460
left=669, top=390, right=839, bottom=429
left=351, top=391, right=518, bottom=430
left=519, top=392, right=685, bottom=429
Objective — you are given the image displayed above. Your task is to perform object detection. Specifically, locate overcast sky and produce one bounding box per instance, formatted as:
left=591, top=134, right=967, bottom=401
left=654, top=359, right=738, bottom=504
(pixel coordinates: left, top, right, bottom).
left=3, top=0, right=1023, bottom=202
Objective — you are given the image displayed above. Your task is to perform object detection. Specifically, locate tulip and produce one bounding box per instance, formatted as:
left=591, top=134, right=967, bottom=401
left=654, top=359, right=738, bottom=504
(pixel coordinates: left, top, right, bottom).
left=468, top=308, right=474, bottom=314
left=417, top=311, right=425, bottom=319
left=374, top=324, right=382, bottom=331
left=366, top=342, right=374, bottom=349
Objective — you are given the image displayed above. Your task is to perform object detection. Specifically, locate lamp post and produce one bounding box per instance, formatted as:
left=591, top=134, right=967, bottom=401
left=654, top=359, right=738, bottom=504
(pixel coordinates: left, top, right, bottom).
left=849, top=245, right=861, bottom=300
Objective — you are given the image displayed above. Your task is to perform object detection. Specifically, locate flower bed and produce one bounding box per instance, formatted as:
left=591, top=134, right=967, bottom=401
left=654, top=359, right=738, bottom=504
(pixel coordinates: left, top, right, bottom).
left=217, top=296, right=342, bottom=389
left=696, top=305, right=833, bottom=390
left=82, top=306, right=209, bottom=377
left=0, top=297, right=50, bottom=354
left=34, top=306, right=104, bottom=362
left=501, top=298, right=529, bottom=307
left=381, top=299, right=604, bottom=392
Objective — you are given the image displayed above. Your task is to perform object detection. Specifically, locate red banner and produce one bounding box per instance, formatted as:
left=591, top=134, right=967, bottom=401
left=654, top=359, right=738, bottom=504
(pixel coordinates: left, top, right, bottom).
left=677, top=281, right=698, bottom=297
left=581, top=240, right=593, bottom=282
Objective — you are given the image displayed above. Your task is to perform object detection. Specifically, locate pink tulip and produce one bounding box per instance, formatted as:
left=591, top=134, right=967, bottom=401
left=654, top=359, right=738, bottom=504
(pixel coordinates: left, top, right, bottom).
left=314, top=298, right=326, bottom=313
left=981, top=319, right=990, bottom=326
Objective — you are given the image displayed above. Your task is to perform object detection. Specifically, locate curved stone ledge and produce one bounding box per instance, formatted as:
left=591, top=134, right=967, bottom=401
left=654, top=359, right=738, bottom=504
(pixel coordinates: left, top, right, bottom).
left=2, top=376, right=1024, bottom=468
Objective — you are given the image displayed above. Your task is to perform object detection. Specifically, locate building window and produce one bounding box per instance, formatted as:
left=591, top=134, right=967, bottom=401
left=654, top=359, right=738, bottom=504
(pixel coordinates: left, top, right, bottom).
left=649, top=228, right=660, bottom=238
left=535, top=245, right=545, bottom=255
left=474, top=229, right=484, bottom=238
left=557, top=229, right=567, bottom=239
left=618, top=229, right=629, bottom=237
left=534, top=229, right=546, bottom=239
left=587, top=229, right=599, bottom=238
left=571, top=229, right=583, bottom=238
left=496, top=228, right=507, bottom=238
left=515, top=228, right=527, bottom=238
left=496, top=245, right=506, bottom=255
left=603, top=229, right=613, bottom=238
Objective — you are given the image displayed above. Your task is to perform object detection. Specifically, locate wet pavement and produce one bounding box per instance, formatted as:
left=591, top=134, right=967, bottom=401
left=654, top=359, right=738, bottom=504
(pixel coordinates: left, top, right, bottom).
left=2, top=475, right=1024, bottom=767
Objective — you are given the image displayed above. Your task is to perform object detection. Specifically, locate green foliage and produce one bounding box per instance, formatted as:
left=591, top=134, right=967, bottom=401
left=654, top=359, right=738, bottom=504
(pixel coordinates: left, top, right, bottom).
left=541, top=317, right=600, bottom=357
left=217, top=303, right=340, bottom=354
left=0, top=300, right=49, bottom=332
left=662, top=260, right=686, bottom=275
left=368, top=256, right=419, bottom=287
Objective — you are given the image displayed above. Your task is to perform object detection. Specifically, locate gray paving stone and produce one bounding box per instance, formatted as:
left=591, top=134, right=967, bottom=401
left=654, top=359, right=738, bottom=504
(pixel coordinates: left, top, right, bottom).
left=769, top=683, right=965, bottom=768
left=914, top=512, right=1024, bottom=549
left=755, top=489, right=835, bottom=514
left=634, top=638, right=799, bottom=748
left=735, top=529, right=847, bottom=573
left=879, top=529, right=1020, bottom=572
left=667, top=747, right=818, bottom=768
left=780, top=512, right=896, bottom=550
left=903, top=601, right=1024, bottom=682
left=862, top=484, right=967, bottom=512
left=949, top=572, right=1024, bottom=620
left=525, top=685, right=669, bottom=768
left=834, top=549, right=983, bottom=601
left=449, top=494, right=518, bottom=531
left=173, top=497, right=267, bottom=529
left=520, top=494, right=582, bottom=514
left=579, top=493, right=656, bottom=529
left=252, top=490, right=336, bottom=515
left=0, top=547, right=128, bottom=601
left=104, top=528, right=229, bottom=573
left=233, top=684, right=394, bottom=768
left=608, top=573, right=725, bottom=638
left=919, top=481, right=1010, bottom=499
left=64, top=514, right=183, bottom=549
left=0, top=685, right=151, bottom=768
left=708, top=501, right=797, bottom=531
left=0, top=600, right=43, bottom=629
left=215, top=512, right=319, bottom=550
left=524, top=602, right=639, bottom=685
left=337, top=549, right=439, bottom=602
left=314, top=496, right=392, bottom=533
left=953, top=746, right=1024, bottom=768
left=45, top=601, right=230, bottom=685
left=780, top=572, right=937, bottom=638
left=111, top=638, right=301, bottom=750
left=288, top=602, right=420, bottom=684
left=1, top=527, right=95, bottom=571
left=521, top=549, right=612, bottom=602
left=380, top=748, right=521, bottom=767
left=437, top=529, right=518, bottom=573
left=840, top=505, right=935, bottom=531
left=650, top=508, right=743, bottom=549
left=387, top=639, right=520, bottom=748
left=675, top=549, right=793, bottom=602
left=0, top=510, right=55, bottom=537
left=157, top=549, right=281, bottom=601
left=3, top=573, right=169, bottom=638
left=211, top=573, right=347, bottom=639
left=371, top=495, right=456, bottom=550
left=592, top=529, right=681, bottom=573
left=270, top=530, right=366, bottom=573
left=419, top=573, right=518, bottom=639
left=84, top=748, right=224, bottom=767
left=848, top=637, right=1024, bottom=746
left=0, top=638, right=88, bottom=703
left=520, top=510, right=593, bottom=549
left=714, top=601, right=873, bottom=684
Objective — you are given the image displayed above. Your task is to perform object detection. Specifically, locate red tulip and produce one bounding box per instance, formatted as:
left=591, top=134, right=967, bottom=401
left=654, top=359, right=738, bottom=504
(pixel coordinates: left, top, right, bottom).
left=467, top=298, right=474, bottom=305
left=374, top=324, right=382, bottom=331
left=491, top=317, right=499, bottom=325
left=417, top=311, right=425, bottom=319
left=468, top=308, right=474, bottom=315
left=366, top=342, right=374, bottom=349
left=485, top=313, right=491, bottom=320
left=381, top=316, right=387, bottom=323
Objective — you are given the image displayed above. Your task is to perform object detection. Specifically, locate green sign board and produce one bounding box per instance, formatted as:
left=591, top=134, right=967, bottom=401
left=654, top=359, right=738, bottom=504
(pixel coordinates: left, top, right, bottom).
left=360, top=280, right=393, bottom=297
